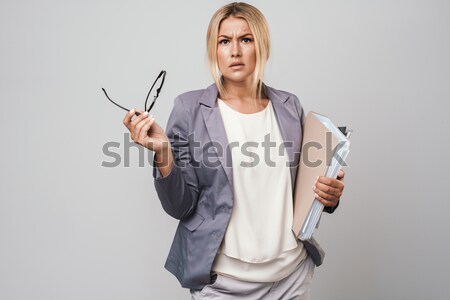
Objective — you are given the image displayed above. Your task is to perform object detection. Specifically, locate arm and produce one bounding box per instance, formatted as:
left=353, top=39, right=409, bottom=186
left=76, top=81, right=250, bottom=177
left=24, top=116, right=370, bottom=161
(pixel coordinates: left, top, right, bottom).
left=152, top=96, right=199, bottom=220
left=122, top=96, right=199, bottom=220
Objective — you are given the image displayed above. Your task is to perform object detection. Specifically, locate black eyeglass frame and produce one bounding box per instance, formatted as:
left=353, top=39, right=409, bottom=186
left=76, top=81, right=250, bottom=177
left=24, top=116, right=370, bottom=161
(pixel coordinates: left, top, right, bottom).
left=102, top=70, right=166, bottom=116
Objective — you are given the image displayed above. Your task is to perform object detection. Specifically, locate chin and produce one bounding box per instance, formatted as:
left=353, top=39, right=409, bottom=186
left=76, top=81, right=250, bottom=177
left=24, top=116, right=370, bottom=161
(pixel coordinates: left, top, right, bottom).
left=223, top=73, right=252, bottom=83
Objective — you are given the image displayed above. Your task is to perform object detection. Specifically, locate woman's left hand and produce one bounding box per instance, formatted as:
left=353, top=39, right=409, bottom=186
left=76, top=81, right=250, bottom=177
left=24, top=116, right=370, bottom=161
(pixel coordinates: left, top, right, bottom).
left=313, top=170, right=345, bottom=207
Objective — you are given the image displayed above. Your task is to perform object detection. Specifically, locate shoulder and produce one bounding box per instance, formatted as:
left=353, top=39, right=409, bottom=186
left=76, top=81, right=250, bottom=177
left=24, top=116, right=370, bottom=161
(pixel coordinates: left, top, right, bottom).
left=265, top=85, right=298, bottom=99
left=264, top=84, right=304, bottom=123
left=174, top=83, right=217, bottom=110
left=264, top=84, right=302, bottom=108
left=176, top=89, right=207, bottom=102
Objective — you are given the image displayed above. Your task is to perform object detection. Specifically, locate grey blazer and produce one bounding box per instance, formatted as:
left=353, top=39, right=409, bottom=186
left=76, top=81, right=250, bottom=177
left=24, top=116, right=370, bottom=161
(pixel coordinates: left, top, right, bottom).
left=153, top=83, right=336, bottom=290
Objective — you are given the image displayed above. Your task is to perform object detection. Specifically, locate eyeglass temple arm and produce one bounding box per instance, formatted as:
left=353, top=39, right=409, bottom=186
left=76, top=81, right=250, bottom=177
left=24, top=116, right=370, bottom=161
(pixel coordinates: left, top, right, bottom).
left=102, top=88, right=132, bottom=112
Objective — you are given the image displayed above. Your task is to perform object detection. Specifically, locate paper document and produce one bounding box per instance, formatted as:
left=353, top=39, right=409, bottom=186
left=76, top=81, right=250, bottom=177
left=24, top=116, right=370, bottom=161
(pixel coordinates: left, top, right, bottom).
left=292, top=111, right=352, bottom=241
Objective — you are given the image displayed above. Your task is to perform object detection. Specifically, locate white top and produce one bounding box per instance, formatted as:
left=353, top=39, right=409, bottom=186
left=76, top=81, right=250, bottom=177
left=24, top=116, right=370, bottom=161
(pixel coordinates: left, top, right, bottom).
left=212, top=98, right=307, bottom=282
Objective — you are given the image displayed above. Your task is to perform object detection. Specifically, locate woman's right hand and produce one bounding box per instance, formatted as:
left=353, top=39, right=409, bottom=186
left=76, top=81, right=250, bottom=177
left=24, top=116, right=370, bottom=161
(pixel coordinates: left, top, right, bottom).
left=123, top=109, right=170, bottom=154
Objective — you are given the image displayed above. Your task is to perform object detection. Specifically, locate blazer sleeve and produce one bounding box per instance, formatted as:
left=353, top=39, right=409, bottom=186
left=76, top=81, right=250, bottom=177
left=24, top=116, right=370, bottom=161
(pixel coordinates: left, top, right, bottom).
left=292, top=94, right=339, bottom=214
left=152, top=96, right=199, bottom=220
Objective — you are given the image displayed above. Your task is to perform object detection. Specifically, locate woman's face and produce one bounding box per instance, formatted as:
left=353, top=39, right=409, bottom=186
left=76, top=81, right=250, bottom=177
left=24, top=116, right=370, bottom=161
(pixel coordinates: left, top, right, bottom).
left=217, top=16, right=256, bottom=86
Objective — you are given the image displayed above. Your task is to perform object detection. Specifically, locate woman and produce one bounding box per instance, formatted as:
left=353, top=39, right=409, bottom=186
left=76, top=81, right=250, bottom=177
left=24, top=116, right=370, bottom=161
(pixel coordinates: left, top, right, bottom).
left=123, top=2, right=345, bottom=299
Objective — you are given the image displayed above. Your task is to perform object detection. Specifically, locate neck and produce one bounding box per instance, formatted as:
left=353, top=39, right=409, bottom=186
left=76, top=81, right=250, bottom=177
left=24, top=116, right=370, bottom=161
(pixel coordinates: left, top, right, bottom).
left=221, top=78, right=257, bottom=102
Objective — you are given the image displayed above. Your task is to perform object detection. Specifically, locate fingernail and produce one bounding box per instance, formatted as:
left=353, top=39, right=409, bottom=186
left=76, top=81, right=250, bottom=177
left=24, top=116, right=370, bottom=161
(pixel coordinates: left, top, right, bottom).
left=143, top=111, right=148, bottom=116
left=129, top=109, right=135, bottom=115
left=312, top=186, right=315, bottom=190
left=149, top=114, right=154, bottom=119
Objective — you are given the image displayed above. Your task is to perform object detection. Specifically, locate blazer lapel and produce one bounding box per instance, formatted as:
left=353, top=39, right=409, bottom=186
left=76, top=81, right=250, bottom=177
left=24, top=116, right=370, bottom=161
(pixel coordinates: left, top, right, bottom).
left=199, top=84, right=234, bottom=190
left=264, top=85, right=302, bottom=184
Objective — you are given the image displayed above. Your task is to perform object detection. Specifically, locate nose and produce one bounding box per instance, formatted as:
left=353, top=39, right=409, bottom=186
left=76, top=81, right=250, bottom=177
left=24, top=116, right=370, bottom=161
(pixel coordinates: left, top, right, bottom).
left=231, top=40, right=242, bottom=58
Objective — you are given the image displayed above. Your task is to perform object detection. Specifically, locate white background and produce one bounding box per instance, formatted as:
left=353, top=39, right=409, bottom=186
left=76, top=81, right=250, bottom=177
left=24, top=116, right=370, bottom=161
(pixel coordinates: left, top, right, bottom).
left=1, top=0, right=449, bottom=299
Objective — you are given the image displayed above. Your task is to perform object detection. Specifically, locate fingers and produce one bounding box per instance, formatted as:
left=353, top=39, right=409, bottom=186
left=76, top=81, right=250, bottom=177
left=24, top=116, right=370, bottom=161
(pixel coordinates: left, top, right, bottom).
left=137, top=115, right=156, bottom=145
left=314, top=192, right=338, bottom=207
left=313, top=184, right=340, bottom=205
left=314, top=176, right=345, bottom=207
left=130, top=110, right=149, bottom=130
left=123, top=109, right=155, bottom=146
left=122, top=109, right=136, bottom=130
left=337, top=170, right=345, bottom=180
left=132, top=112, right=152, bottom=141
left=314, top=180, right=341, bottom=197
left=317, top=175, right=344, bottom=189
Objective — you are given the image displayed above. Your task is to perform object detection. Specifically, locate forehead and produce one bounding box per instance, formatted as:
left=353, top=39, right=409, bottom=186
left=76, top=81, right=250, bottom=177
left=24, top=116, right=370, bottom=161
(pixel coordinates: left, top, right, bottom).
left=218, top=16, right=252, bottom=35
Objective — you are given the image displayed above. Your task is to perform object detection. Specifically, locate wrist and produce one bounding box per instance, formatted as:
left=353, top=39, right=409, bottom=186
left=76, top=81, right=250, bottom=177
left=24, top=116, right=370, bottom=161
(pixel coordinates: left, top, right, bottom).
left=154, top=144, right=173, bottom=166
left=154, top=141, right=171, bottom=156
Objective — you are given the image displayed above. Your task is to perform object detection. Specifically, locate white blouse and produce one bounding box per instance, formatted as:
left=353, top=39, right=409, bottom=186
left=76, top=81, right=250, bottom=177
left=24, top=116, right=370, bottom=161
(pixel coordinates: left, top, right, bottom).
left=212, top=98, right=307, bottom=282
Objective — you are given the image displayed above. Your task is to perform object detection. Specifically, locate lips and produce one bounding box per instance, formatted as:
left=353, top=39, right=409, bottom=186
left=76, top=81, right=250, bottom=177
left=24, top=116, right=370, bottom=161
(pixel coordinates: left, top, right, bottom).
left=229, top=62, right=245, bottom=69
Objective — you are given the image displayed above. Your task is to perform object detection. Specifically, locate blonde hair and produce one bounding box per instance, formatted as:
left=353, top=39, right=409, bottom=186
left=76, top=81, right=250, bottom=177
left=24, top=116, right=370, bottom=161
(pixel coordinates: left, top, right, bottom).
left=206, top=2, right=270, bottom=101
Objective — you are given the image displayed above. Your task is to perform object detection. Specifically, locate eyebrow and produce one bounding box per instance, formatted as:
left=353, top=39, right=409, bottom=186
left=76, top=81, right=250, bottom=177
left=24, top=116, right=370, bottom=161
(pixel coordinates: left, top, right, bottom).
left=218, top=33, right=254, bottom=39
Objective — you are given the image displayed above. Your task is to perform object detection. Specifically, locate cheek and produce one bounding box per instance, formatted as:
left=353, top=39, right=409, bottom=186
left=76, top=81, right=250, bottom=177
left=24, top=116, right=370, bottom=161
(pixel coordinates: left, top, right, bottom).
left=245, top=46, right=256, bottom=62
left=246, top=53, right=256, bottom=70
left=217, top=49, right=227, bottom=68
left=251, top=47, right=257, bottom=60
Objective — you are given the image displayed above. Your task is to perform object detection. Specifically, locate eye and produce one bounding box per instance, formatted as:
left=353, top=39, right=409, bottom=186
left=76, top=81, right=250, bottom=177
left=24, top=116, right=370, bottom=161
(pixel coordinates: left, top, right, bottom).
left=219, top=39, right=230, bottom=45
left=242, top=37, right=253, bottom=43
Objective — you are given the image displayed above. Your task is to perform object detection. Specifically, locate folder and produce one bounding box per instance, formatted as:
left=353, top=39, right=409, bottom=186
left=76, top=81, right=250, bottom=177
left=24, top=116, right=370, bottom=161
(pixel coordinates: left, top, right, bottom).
left=292, top=111, right=352, bottom=241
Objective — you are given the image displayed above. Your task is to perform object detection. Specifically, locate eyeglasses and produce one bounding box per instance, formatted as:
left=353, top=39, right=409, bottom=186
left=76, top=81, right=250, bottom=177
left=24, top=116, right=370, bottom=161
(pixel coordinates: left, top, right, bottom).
left=102, top=70, right=166, bottom=116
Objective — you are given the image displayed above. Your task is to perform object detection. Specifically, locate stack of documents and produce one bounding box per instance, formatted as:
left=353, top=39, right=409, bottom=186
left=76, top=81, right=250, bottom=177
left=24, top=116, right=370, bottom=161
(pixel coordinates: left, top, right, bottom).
left=292, top=112, right=352, bottom=241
